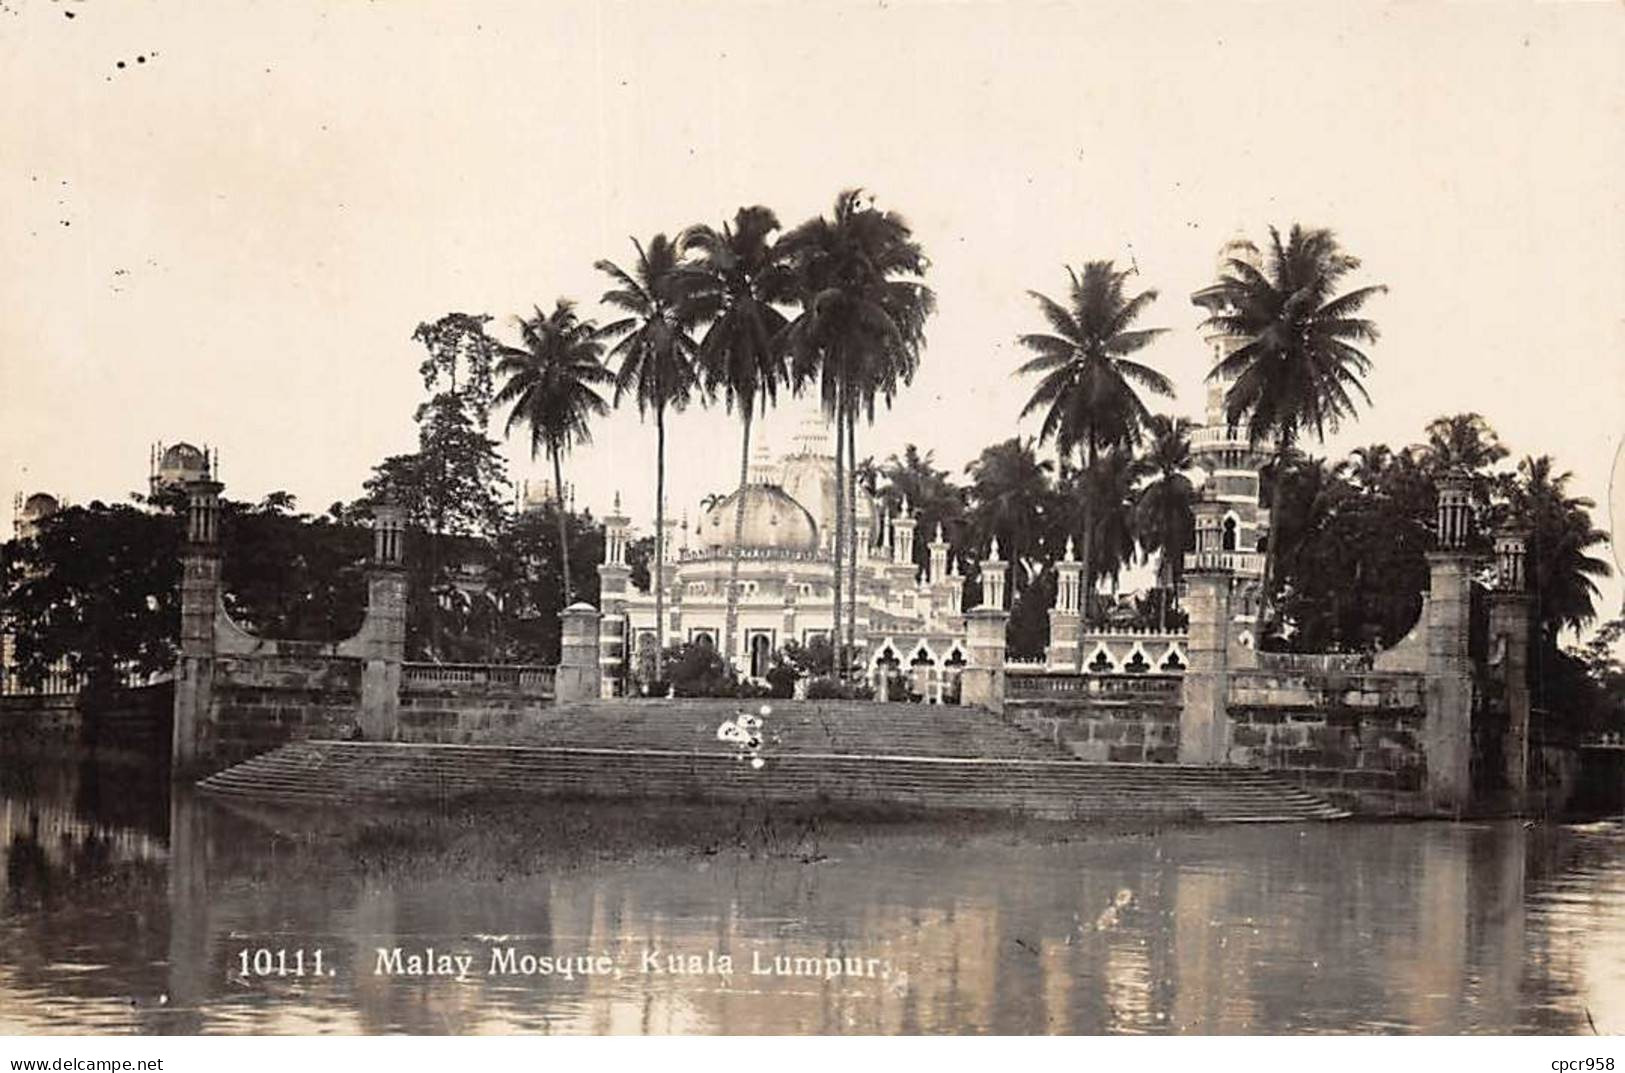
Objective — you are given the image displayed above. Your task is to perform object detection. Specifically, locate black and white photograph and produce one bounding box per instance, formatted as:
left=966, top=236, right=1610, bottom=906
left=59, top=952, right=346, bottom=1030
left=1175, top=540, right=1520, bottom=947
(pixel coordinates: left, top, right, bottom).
left=1, top=0, right=1623, bottom=1048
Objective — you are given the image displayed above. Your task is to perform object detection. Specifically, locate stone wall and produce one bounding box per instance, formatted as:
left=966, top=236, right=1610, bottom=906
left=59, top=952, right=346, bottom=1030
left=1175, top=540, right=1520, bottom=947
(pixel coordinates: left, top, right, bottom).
left=397, top=663, right=555, bottom=744
left=1005, top=675, right=1182, bottom=762
left=0, top=683, right=174, bottom=756
left=1224, top=669, right=1427, bottom=813
left=208, top=655, right=362, bottom=766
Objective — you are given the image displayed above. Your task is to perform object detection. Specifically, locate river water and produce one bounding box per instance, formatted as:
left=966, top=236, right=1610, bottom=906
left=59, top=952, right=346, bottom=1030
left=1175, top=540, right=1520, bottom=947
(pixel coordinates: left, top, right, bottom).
left=2, top=757, right=1622, bottom=1035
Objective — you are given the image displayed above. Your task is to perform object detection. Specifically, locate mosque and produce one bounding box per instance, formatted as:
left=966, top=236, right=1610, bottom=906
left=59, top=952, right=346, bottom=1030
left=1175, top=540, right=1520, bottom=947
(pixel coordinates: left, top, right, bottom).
left=599, top=235, right=1273, bottom=694
left=598, top=417, right=973, bottom=694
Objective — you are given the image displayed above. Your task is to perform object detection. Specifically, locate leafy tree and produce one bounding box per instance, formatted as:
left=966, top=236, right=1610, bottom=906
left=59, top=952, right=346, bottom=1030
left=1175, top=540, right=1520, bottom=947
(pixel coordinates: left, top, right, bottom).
left=681, top=206, right=795, bottom=666
left=218, top=494, right=369, bottom=641
left=874, top=445, right=968, bottom=566
left=598, top=233, right=701, bottom=680
left=360, top=314, right=512, bottom=659
left=486, top=505, right=604, bottom=662
left=1, top=500, right=181, bottom=697
left=1018, top=260, right=1171, bottom=622
left=1199, top=225, right=1386, bottom=625
left=783, top=189, right=934, bottom=674
left=493, top=299, right=612, bottom=606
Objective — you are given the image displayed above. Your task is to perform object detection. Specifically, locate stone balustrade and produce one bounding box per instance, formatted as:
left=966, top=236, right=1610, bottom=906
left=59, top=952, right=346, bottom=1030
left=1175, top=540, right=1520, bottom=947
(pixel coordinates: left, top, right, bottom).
left=1182, top=550, right=1266, bottom=574
left=1007, top=673, right=1182, bottom=698
left=401, top=662, right=555, bottom=696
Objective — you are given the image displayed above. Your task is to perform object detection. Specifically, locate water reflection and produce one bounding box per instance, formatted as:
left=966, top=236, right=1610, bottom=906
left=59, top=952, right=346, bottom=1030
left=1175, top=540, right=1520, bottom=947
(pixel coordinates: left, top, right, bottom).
left=1, top=756, right=1622, bottom=1034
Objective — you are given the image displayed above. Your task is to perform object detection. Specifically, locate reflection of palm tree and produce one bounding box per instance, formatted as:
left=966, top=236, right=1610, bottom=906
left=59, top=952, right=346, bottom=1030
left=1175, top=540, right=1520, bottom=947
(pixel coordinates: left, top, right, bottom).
left=494, top=300, right=612, bottom=607
left=1199, top=225, right=1385, bottom=627
left=682, top=207, right=794, bottom=666
left=598, top=234, right=701, bottom=681
left=1018, top=261, right=1171, bottom=623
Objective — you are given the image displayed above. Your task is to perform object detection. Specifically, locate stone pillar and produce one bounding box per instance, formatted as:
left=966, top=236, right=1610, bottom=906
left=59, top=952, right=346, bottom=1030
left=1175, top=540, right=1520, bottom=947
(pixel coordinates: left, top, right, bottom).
left=597, top=494, right=631, bottom=698
left=1179, top=561, right=1232, bottom=764
left=960, top=606, right=1009, bottom=714
left=1424, top=473, right=1476, bottom=814
left=557, top=602, right=602, bottom=703
left=358, top=505, right=407, bottom=741
left=980, top=538, right=1007, bottom=610
left=172, top=478, right=224, bottom=773
left=1048, top=537, right=1083, bottom=670
left=1490, top=527, right=1533, bottom=811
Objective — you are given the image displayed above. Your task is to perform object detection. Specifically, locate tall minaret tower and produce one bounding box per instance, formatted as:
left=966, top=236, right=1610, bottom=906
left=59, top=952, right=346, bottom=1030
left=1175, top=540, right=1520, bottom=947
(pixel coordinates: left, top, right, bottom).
left=1188, top=234, right=1273, bottom=621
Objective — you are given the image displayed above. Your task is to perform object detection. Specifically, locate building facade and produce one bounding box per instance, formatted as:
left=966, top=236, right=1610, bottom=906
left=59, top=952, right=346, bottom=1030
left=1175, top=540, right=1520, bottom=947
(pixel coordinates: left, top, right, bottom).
left=600, top=419, right=972, bottom=695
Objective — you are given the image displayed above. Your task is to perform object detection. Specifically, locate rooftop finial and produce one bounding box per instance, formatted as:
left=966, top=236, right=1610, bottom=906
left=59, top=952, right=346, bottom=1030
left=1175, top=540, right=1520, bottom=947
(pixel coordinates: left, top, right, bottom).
left=1064, top=535, right=1076, bottom=561
left=990, top=535, right=1001, bottom=561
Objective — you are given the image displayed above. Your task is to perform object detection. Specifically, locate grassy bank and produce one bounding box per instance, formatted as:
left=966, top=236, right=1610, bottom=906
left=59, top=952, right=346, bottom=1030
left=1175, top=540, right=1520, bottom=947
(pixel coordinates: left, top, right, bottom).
left=209, top=793, right=1184, bottom=884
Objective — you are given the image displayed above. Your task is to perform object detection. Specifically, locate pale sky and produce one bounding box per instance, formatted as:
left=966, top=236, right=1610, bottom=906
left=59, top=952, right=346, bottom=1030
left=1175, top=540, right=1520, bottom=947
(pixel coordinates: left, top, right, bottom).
left=2, top=1, right=1622, bottom=631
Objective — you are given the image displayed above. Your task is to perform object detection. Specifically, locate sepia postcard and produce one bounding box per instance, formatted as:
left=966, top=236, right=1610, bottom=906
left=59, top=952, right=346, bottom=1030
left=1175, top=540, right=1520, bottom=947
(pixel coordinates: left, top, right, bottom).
left=1, top=0, right=1623, bottom=1050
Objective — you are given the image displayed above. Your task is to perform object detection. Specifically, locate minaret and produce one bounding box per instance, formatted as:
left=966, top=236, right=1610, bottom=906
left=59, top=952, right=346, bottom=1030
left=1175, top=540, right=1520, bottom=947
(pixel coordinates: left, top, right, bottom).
left=597, top=492, right=632, bottom=697
left=928, top=523, right=949, bottom=583
left=893, top=500, right=917, bottom=566
left=1189, top=234, right=1271, bottom=618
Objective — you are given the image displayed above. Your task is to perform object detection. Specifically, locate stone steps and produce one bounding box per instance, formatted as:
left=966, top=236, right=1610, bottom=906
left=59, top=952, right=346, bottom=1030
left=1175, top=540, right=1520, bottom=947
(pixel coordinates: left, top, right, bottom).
left=502, top=700, right=1067, bottom=761
left=198, top=739, right=1349, bottom=822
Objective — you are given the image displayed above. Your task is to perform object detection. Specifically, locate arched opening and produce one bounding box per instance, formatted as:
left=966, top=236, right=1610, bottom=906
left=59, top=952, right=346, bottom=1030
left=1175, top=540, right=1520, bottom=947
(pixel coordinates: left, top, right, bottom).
left=1222, top=515, right=1239, bottom=552
left=749, top=633, right=772, bottom=679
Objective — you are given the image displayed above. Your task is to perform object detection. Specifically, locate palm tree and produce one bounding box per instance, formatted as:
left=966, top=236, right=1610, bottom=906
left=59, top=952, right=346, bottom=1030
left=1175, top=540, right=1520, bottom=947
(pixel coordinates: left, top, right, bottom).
left=1083, top=447, right=1145, bottom=602
left=965, top=437, right=1054, bottom=592
left=596, top=234, right=701, bottom=682
left=1200, top=225, right=1386, bottom=626
left=1134, top=415, right=1195, bottom=627
left=1017, top=260, right=1172, bottom=626
left=493, top=300, right=612, bottom=608
left=782, top=189, right=934, bottom=673
left=680, top=206, right=795, bottom=669
left=1505, top=455, right=1612, bottom=645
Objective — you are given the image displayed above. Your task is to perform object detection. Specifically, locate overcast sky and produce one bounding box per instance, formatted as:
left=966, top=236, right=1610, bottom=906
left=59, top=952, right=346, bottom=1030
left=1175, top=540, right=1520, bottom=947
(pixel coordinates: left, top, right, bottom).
left=2, top=0, right=1621, bottom=632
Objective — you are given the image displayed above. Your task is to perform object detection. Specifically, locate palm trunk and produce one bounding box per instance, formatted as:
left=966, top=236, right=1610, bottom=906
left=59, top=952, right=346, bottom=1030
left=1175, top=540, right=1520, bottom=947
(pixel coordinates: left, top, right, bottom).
left=653, top=405, right=666, bottom=684
left=830, top=381, right=846, bottom=681
left=1261, top=430, right=1292, bottom=637
left=552, top=447, right=572, bottom=607
left=1077, top=438, right=1097, bottom=666
left=725, top=407, right=752, bottom=672
left=846, top=411, right=858, bottom=678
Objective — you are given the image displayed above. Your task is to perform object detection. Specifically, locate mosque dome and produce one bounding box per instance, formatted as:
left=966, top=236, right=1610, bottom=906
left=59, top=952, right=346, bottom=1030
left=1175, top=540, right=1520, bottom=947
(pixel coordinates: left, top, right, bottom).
left=161, top=442, right=206, bottom=472
left=21, top=492, right=60, bottom=519
left=700, top=485, right=819, bottom=553
left=780, top=451, right=877, bottom=552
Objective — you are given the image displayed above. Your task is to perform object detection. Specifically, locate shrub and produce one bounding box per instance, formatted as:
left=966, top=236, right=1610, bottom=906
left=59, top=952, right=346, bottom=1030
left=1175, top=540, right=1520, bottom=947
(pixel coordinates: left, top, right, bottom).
left=805, top=676, right=874, bottom=701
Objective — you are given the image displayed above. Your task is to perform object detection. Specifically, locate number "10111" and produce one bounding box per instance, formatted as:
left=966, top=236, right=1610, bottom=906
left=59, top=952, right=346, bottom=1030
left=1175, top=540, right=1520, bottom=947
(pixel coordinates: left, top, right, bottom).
left=237, top=948, right=327, bottom=977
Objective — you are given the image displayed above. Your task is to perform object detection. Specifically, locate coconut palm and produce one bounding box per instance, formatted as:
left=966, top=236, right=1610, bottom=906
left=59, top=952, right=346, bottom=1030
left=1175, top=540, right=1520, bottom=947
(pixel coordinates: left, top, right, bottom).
left=1200, top=225, right=1386, bottom=624
left=1082, top=447, right=1146, bottom=601
left=782, top=189, right=934, bottom=673
left=1017, top=260, right=1172, bottom=625
left=1134, top=415, right=1196, bottom=626
left=493, top=300, right=612, bottom=607
left=965, top=437, right=1054, bottom=591
left=680, top=206, right=795, bottom=668
left=1504, top=455, right=1612, bottom=645
left=597, top=234, right=701, bottom=681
